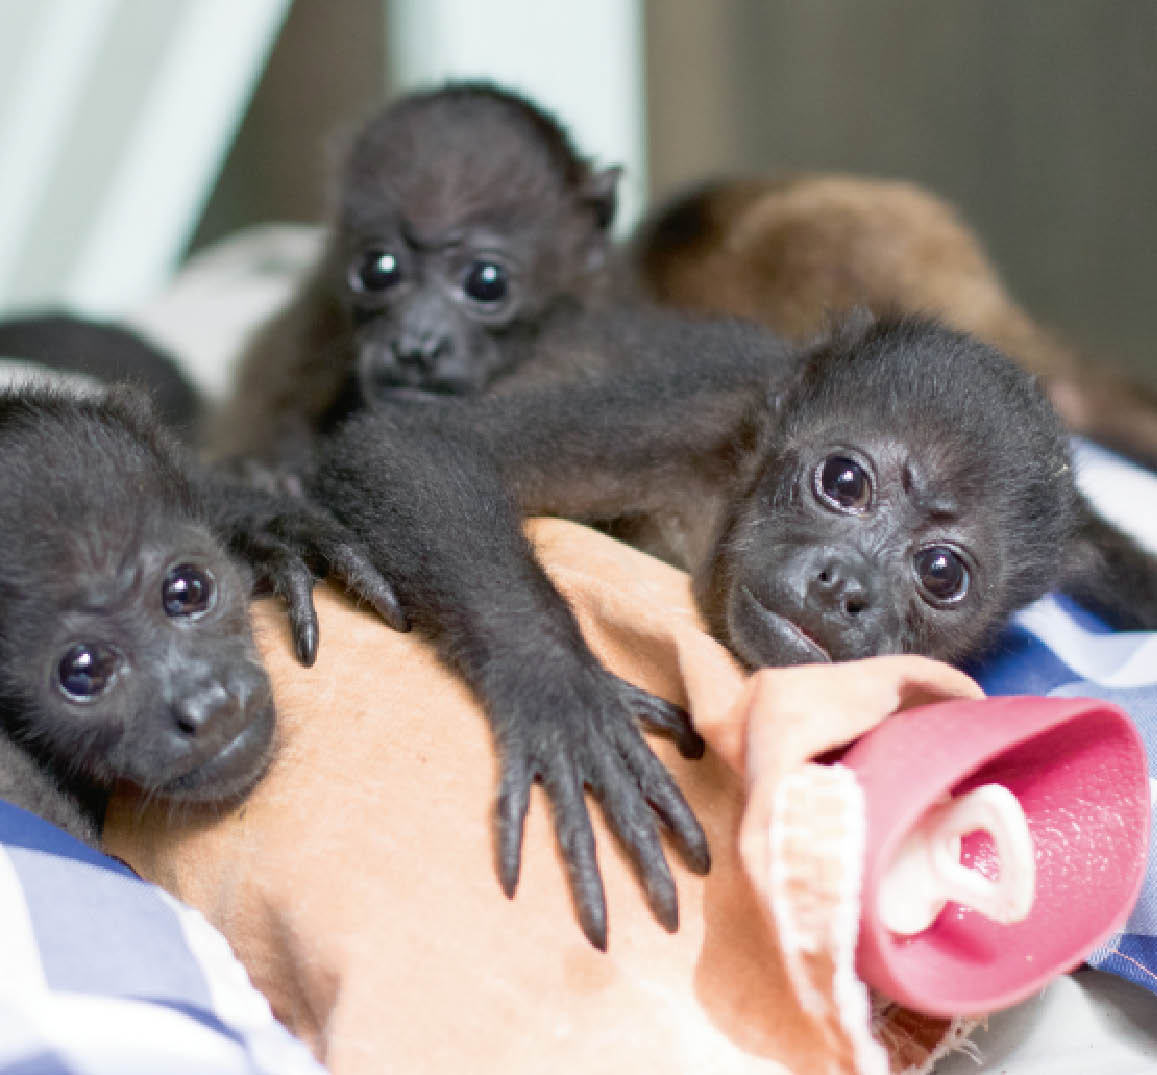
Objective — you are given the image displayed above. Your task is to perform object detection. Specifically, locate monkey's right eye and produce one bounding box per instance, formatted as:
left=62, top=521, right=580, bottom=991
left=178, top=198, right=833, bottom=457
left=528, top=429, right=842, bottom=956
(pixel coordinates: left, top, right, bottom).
left=56, top=643, right=121, bottom=702
left=815, top=455, right=872, bottom=513
left=462, top=259, right=509, bottom=304
left=163, top=564, right=218, bottom=619
left=350, top=250, right=402, bottom=293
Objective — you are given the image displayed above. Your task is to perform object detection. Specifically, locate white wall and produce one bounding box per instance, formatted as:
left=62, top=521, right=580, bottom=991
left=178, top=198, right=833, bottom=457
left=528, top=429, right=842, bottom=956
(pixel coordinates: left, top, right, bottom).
left=0, top=0, right=289, bottom=319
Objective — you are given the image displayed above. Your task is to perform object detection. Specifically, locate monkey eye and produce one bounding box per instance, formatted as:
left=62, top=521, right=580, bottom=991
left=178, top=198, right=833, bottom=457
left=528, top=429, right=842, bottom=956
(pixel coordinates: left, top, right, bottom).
left=462, top=259, right=509, bottom=304
left=350, top=249, right=402, bottom=293
left=913, top=546, right=971, bottom=606
left=814, top=455, right=873, bottom=513
left=56, top=643, right=122, bottom=702
left=163, top=564, right=217, bottom=619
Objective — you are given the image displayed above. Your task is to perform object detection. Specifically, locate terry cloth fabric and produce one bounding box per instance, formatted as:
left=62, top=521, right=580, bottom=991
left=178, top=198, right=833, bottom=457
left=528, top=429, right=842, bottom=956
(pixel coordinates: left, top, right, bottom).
left=104, top=520, right=983, bottom=1075
left=0, top=802, right=326, bottom=1074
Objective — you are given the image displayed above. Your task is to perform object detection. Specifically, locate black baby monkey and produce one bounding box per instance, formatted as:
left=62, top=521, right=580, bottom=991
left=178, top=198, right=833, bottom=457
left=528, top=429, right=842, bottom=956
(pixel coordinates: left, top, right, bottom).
left=211, top=81, right=621, bottom=463
left=0, top=388, right=274, bottom=845
left=390, top=309, right=1157, bottom=670
left=0, top=334, right=403, bottom=842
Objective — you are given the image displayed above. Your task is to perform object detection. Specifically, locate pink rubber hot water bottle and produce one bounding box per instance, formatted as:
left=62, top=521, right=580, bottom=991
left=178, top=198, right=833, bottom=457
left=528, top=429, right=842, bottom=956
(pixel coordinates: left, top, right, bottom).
left=840, top=695, right=1150, bottom=1015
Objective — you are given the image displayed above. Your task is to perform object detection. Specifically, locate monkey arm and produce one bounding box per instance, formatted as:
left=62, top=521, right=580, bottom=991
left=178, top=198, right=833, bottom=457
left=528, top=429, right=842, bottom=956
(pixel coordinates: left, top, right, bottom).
left=311, top=415, right=710, bottom=949
left=485, top=310, right=784, bottom=513
left=444, top=311, right=791, bottom=567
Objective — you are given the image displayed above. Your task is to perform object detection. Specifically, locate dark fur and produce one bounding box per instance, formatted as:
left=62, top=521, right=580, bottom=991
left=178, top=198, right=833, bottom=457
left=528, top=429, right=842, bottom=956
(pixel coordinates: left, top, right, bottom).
left=0, top=388, right=275, bottom=844
left=209, top=81, right=621, bottom=464
left=0, top=318, right=410, bottom=843
left=204, top=81, right=709, bottom=949
left=390, top=308, right=1157, bottom=670
left=310, top=411, right=709, bottom=950
left=0, top=312, right=201, bottom=438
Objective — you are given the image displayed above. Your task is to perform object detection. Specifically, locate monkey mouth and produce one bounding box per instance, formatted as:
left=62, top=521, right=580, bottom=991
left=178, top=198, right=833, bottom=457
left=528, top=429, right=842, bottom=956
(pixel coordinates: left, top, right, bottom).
left=363, top=366, right=477, bottom=404
left=730, top=587, right=832, bottom=667
left=156, top=701, right=276, bottom=802
left=374, top=386, right=447, bottom=403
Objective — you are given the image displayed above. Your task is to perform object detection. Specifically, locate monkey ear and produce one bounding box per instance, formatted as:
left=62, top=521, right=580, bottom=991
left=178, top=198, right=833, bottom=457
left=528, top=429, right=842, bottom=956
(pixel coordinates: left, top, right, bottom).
left=582, top=165, right=622, bottom=231
left=1059, top=495, right=1157, bottom=631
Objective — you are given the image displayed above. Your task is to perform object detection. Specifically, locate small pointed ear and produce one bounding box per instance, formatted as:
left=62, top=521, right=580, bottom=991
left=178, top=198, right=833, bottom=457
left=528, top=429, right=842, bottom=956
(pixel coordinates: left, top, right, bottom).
left=1060, top=495, right=1157, bottom=631
left=582, top=165, right=622, bottom=231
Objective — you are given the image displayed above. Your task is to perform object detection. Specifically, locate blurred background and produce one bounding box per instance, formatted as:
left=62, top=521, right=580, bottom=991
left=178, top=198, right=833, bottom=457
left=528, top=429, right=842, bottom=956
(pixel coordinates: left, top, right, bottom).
left=0, top=0, right=1154, bottom=387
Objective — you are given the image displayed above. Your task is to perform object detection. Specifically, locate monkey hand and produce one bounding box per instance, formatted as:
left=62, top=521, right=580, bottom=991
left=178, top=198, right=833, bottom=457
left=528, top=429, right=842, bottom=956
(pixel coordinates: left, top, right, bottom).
left=491, top=660, right=709, bottom=951
left=205, top=477, right=409, bottom=665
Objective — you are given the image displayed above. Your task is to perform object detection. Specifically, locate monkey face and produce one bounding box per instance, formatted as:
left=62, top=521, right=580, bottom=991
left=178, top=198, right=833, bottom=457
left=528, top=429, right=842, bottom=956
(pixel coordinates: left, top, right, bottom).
left=700, top=316, right=1075, bottom=670
left=6, top=522, right=274, bottom=804
left=716, top=435, right=1000, bottom=668
left=341, top=226, right=531, bottom=400
left=332, top=83, right=621, bottom=405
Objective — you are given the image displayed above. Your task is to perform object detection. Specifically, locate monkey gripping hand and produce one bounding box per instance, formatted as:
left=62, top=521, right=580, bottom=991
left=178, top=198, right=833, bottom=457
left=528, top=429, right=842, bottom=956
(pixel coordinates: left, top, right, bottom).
left=308, top=413, right=711, bottom=947
left=486, top=647, right=710, bottom=949
left=200, top=471, right=408, bottom=666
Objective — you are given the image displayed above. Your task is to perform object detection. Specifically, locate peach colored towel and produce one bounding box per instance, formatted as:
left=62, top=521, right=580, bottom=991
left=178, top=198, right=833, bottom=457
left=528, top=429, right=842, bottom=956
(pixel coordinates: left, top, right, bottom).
left=105, top=519, right=982, bottom=1074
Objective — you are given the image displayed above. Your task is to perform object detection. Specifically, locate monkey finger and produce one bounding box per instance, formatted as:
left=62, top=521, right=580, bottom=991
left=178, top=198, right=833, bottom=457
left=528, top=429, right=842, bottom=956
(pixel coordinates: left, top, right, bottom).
left=259, top=552, right=321, bottom=666
left=592, top=762, right=680, bottom=932
left=614, top=677, right=705, bottom=759
left=323, top=542, right=410, bottom=633
left=283, top=573, right=321, bottom=666
left=608, top=723, right=711, bottom=875
left=541, top=763, right=608, bottom=951
left=494, top=756, right=533, bottom=898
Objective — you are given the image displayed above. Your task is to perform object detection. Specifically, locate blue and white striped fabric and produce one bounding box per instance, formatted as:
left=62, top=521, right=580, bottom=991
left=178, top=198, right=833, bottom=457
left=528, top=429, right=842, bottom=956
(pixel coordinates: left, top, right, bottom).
left=968, top=441, right=1157, bottom=999
left=0, top=804, right=325, bottom=1075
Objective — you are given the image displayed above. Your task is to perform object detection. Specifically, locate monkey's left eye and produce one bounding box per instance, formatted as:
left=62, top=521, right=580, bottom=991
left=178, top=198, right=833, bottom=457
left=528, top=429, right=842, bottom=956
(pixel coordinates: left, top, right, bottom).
left=913, top=546, right=970, bottom=606
left=163, top=564, right=217, bottom=619
left=462, top=260, right=509, bottom=304
left=815, top=455, right=872, bottom=513
left=57, top=643, right=122, bottom=702
left=351, top=250, right=402, bottom=293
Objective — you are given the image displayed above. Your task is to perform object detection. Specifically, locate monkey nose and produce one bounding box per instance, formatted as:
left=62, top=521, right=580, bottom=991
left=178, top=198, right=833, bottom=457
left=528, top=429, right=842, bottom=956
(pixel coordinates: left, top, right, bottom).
left=809, top=556, right=872, bottom=618
left=172, top=681, right=233, bottom=738
left=391, top=335, right=448, bottom=373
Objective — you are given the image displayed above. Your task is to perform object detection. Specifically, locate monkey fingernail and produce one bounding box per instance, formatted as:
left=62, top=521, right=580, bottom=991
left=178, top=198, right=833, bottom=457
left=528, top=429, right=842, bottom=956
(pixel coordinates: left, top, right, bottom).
left=651, top=889, right=679, bottom=933
left=374, top=586, right=410, bottom=632
left=295, top=620, right=319, bottom=666
left=579, top=903, right=609, bottom=951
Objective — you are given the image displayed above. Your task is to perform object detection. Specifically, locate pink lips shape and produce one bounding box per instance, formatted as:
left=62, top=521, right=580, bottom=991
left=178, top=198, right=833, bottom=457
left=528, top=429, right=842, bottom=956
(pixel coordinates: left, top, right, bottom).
left=840, top=695, right=1150, bottom=1016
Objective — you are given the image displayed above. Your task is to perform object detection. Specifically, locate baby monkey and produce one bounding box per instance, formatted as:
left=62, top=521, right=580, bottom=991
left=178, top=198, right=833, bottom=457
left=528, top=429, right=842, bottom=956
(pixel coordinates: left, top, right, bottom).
left=0, top=388, right=274, bottom=845
left=211, top=81, right=621, bottom=463
left=0, top=381, right=402, bottom=845
left=374, top=309, right=1157, bottom=670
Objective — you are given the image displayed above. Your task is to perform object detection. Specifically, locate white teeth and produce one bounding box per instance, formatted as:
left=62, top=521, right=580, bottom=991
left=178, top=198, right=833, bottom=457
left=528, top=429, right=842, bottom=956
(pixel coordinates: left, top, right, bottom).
left=878, top=783, right=1036, bottom=936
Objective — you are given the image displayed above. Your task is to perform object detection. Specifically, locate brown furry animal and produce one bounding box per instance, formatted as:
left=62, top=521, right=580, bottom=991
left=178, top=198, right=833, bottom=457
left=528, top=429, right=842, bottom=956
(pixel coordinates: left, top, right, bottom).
left=633, top=174, right=1157, bottom=467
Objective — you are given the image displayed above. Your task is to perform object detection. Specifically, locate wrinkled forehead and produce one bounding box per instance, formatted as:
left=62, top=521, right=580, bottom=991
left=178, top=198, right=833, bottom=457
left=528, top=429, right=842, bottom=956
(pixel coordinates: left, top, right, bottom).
left=0, top=508, right=214, bottom=620
left=782, top=386, right=1038, bottom=496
